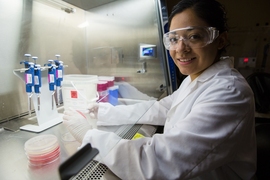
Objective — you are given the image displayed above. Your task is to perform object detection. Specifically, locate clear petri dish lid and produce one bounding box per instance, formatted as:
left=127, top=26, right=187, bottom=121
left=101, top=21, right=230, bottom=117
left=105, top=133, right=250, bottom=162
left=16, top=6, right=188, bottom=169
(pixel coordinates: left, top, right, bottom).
left=27, top=145, right=60, bottom=160
left=24, top=134, right=58, bottom=155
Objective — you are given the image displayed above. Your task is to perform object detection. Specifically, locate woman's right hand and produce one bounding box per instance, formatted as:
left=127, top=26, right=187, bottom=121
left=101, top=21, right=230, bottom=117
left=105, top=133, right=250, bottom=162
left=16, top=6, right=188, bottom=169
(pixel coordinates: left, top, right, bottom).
left=85, top=103, right=99, bottom=119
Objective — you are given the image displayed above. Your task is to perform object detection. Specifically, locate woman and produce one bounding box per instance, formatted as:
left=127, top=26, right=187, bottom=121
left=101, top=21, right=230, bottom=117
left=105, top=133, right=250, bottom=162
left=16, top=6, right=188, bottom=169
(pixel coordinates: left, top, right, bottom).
left=63, top=0, right=256, bottom=179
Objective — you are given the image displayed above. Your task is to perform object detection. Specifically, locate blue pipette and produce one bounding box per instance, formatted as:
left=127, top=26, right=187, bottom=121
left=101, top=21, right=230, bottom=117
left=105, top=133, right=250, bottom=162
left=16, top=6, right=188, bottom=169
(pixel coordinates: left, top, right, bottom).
left=44, top=60, right=56, bottom=110
left=20, top=54, right=35, bottom=116
left=33, top=56, right=42, bottom=111
left=54, top=55, right=64, bottom=105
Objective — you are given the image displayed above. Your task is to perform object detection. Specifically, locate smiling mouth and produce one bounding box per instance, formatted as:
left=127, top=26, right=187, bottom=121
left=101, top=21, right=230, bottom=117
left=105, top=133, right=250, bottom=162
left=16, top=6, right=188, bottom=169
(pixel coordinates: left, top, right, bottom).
left=178, top=57, right=196, bottom=62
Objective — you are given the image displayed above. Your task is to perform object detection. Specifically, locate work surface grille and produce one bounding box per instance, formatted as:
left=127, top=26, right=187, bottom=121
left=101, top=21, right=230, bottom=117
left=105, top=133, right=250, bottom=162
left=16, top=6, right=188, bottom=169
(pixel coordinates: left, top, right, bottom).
left=71, top=124, right=145, bottom=180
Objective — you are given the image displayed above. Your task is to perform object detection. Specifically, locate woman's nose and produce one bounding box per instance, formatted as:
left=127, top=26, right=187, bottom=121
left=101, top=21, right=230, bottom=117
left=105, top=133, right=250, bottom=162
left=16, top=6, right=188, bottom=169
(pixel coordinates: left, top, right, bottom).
left=175, top=39, right=189, bottom=52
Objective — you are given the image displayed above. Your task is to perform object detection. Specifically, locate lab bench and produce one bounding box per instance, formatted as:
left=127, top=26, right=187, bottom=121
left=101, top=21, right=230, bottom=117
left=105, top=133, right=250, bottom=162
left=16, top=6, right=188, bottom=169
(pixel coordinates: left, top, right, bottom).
left=0, top=110, right=157, bottom=180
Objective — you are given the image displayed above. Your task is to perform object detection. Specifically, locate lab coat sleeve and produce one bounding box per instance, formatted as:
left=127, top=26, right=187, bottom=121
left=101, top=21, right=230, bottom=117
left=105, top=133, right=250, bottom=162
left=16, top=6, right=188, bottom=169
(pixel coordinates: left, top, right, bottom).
left=83, top=80, right=255, bottom=180
left=97, top=95, right=173, bottom=126
left=116, top=81, right=157, bottom=100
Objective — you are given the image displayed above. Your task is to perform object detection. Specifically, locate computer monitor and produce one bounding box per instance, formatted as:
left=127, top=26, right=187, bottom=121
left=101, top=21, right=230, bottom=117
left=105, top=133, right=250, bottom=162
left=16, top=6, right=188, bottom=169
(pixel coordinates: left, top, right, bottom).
left=139, top=44, right=156, bottom=61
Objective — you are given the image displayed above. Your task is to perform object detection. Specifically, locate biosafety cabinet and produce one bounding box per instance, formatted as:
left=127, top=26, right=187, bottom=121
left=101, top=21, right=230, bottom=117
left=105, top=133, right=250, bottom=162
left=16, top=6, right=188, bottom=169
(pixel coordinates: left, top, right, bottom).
left=0, top=0, right=171, bottom=179
left=0, top=0, right=172, bottom=124
left=1, top=0, right=270, bottom=126
left=0, top=0, right=270, bottom=179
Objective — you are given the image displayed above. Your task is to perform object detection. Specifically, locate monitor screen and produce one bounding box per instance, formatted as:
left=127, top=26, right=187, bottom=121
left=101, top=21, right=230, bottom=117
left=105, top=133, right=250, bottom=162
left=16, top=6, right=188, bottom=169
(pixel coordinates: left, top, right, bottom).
left=142, top=47, right=154, bottom=56
left=139, top=44, right=156, bottom=61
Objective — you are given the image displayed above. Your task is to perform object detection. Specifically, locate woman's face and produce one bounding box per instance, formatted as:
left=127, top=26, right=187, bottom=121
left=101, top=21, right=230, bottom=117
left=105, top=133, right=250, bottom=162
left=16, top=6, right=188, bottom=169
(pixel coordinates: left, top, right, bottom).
left=169, top=8, right=221, bottom=81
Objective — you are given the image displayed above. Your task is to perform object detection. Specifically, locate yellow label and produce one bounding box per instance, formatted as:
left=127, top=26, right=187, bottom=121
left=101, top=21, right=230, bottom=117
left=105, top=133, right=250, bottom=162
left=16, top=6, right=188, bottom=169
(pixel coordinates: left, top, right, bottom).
left=132, top=133, right=145, bottom=140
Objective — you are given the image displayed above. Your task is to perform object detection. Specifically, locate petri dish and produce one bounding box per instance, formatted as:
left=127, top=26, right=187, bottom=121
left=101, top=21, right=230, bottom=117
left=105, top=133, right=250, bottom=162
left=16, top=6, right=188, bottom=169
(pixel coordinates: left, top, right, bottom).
left=25, top=134, right=58, bottom=155
left=24, top=134, right=60, bottom=166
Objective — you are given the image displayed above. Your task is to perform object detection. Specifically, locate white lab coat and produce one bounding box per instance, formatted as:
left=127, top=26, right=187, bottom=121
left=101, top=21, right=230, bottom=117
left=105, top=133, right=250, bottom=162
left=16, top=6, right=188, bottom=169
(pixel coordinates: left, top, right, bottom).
left=81, top=58, right=256, bottom=180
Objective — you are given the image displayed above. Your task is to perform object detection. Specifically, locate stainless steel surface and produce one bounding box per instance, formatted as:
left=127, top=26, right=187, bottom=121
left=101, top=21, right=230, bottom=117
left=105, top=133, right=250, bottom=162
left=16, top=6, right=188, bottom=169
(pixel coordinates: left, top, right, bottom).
left=62, top=0, right=117, bottom=10
left=0, top=121, right=76, bottom=180
left=0, top=117, right=156, bottom=180
left=85, top=0, right=168, bottom=98
left=0, top=0, right=168, bottom=123
left=0, top=100, right=157, bottom=180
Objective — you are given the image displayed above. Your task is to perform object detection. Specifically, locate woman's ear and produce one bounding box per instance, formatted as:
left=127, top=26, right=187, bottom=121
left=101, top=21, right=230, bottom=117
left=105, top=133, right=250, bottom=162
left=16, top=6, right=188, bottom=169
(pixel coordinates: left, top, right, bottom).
left=218, top=31, right=228, bottom=50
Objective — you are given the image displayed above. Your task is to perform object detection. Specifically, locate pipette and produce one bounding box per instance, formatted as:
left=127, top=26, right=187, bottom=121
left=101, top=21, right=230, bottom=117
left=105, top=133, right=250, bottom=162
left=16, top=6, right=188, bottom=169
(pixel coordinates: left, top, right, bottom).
left=44, top=60, right=56, bottom=110
left=20, top=54, right=35, bottom=116
left=54, top=55, right=64, bottom=106
left=33, top=57, right=42, bottom=111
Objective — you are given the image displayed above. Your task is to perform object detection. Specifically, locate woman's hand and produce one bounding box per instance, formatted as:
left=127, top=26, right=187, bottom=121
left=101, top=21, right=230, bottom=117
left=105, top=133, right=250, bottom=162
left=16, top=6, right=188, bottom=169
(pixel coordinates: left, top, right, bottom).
left=84, top=103, right=99, bottom=119
left=63, top=107, right=93, bottom=143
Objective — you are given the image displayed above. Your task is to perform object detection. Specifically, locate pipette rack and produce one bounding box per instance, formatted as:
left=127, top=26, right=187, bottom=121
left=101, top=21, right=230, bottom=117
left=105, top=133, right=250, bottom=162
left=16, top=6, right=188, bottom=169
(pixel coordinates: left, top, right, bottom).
left=13, top=67, right=63, bottom=132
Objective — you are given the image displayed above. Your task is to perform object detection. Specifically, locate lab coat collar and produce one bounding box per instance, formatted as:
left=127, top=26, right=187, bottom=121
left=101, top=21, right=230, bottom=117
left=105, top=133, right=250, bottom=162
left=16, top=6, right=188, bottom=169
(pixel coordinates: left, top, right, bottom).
left=196, top=57, right=234, bottom=83
left=171, top=57, right=233, bottom=109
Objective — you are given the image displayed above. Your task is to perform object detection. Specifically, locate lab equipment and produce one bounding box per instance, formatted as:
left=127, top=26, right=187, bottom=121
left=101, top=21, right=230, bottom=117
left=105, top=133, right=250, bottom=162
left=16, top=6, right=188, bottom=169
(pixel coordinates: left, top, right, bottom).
left=24, top=134, right=60, bottom=166
left=137, top=61, right=147, bottom=73
left=44, top=60, right=57, bottom=110
left=14, top=54, right=63, bottom=133
left=32, top=56, right=38, bottom=64
left=98, top=76, right=118, bottom=104
left=32, top=56, right=42, bottom=111
left=97, top=81, right=108, bottom=102
left=59, top=143, right=99, bottom=180
left=54, top=55, right=64, bottom=106
left=238, top=57, right=256, bottom=68
left=163, top=26, right=219, bottom=50
left=62, top=74, right=98, bottom=111
left=98, top=76, right=115, bottom=87
left=20, top=54, right=35, bottom=116
left=139, top=44, right=157, bottom=61
left=108, top=85, right=119, bottom=106
left=246, top=72, right=270, bottom=113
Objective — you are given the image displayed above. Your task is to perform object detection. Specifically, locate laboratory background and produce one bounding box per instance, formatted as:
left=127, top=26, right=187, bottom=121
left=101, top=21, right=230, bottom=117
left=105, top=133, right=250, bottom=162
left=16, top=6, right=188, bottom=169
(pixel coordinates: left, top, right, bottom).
left=0, top=0, right=270, bottom=179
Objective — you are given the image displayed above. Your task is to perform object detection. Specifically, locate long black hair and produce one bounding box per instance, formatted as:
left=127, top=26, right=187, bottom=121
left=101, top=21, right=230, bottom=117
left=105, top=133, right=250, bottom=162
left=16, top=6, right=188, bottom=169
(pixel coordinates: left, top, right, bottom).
left=168, top=0, right=229, bottom=55
left=169, top=0, right=228, bottom=33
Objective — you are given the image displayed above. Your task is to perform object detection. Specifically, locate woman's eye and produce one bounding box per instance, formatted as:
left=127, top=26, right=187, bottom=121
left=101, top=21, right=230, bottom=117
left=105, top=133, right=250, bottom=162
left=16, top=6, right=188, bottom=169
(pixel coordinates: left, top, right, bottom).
left=169, top=38, right=178, bottom=44
left=189, top=34, right=203, bottom=41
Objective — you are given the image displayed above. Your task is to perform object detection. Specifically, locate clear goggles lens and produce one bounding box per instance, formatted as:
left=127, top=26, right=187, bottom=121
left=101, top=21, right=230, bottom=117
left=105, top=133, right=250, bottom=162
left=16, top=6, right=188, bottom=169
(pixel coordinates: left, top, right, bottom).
left=163, top=26, right=219, bottom=50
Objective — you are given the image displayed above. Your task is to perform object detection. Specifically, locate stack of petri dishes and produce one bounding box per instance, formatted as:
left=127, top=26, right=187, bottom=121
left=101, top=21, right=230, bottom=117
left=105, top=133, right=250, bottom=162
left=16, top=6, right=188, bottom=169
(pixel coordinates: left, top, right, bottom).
left=24, top=134, right=60, bottom=166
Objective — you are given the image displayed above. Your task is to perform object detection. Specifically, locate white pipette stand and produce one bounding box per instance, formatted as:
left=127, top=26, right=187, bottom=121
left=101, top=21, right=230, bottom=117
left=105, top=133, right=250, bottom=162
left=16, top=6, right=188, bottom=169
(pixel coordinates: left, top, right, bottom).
left=13, top=68, right=63, bottom=132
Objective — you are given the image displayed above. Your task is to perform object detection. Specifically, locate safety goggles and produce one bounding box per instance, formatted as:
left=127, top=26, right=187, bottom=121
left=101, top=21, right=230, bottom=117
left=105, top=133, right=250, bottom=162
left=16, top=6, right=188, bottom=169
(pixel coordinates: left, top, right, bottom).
left=163, top=26, right=219, bottom=50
